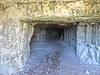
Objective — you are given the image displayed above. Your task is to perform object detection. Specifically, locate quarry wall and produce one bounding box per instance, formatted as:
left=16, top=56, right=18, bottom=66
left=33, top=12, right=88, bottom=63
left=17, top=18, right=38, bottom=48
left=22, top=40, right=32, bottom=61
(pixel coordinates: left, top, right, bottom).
left=77, top=21, right=100, bottom=64
left=0, top=0, right=100, bottom=75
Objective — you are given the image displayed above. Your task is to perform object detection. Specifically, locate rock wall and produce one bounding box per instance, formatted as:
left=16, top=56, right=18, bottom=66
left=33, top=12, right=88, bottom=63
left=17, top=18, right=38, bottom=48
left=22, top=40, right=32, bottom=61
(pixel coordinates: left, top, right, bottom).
left=32, top=25, right=46, bottom=41
left=0, top=0, right=99, bottom=75
left=64, top=25, right=77, bottom=50
left=0, top=20, right=34, bottom=75
left=0, top=0, right=99, bottom=20
left=77, top=21, right=100, bottom=64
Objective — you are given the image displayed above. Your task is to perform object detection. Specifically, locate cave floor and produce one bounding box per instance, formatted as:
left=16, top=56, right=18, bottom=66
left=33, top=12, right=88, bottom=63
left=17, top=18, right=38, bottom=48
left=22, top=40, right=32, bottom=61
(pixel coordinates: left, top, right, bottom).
left=17, top=39, right=100, bottom=75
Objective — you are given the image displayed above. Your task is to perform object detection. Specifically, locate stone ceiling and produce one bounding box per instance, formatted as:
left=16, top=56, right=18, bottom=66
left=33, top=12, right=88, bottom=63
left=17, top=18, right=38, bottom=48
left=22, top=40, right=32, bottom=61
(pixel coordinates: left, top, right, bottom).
left=0, top=0, right=100, bottom=23
left=0, top=0, right=100, bottom=3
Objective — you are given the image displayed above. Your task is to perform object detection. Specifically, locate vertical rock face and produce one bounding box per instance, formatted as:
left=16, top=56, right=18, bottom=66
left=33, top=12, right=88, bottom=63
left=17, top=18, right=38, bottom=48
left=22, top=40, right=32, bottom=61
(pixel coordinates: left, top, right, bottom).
left=64, top=25, right=77, bottom=50
left=77, top=21, right=100, bottom=64
left=0, top=0, right=99, bottom=75
left=0, top=20, right=34, bottom=75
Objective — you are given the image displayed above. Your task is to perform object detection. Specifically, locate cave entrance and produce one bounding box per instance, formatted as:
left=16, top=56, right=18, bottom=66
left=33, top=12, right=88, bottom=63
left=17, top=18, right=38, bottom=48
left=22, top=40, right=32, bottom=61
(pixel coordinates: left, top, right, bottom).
left=26, top=22, right=78, bottom=75
left=30, top=23, right=77, bottom=53
left=31, top=24, right=64, bottom=42
left=45, top=26, right=64, bottom=40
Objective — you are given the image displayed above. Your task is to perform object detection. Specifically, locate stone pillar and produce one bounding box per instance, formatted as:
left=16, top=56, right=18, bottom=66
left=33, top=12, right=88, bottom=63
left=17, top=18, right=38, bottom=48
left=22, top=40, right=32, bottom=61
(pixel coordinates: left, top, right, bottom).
left=77, top=22, right=86, bottom=57
left=86, top=23, right=92, bottom=44
left=97, top=22, right=100, bottom=46
left=64, top=28, right=67, bottom=43
left=40, top=28, right=45, bottom=41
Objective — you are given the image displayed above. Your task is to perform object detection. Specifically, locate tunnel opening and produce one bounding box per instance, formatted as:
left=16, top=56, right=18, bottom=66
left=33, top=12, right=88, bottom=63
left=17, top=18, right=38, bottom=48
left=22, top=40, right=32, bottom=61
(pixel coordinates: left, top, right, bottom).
left=45, top=26, right=64, bottom=40
left=31, top=24, right=64, bottom=42
left=17, top=21, right=100, bottom=75
left=26, top=22, right=79, bottom=75
left=30, top=24, right=65, bottom=53
left=30, top=23, right=77, bottom=54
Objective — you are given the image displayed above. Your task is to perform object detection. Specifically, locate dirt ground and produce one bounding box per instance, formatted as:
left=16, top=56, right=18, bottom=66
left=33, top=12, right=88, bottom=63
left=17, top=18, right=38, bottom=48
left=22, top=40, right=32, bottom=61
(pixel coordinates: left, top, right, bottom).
left=16, top=39, right=100, bottom=75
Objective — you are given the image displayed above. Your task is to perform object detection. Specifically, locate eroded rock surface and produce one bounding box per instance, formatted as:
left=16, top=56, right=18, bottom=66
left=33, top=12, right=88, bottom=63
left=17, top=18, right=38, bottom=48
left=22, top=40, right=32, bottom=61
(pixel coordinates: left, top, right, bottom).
left=0, top=0, right=100, bottom=75
left=16, top=39, right=100, bottom=75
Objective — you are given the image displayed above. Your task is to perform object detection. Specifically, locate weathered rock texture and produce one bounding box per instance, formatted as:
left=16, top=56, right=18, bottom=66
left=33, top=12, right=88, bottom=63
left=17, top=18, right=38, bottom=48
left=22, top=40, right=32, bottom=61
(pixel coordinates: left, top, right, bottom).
left=0, top=0, right=100, bottom=75
left=0, top=21, right=34, bottom=75
left=77, top=21, right=100, bottom=64
left=64, top=25, right=77, bottom=50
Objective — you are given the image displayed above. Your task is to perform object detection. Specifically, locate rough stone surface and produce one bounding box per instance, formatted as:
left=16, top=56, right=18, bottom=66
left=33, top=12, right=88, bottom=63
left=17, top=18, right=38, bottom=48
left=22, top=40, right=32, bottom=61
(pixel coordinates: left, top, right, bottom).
left=0, top=0, right=100, bottom=75
left=77, top=21, right=100, bottom=65
left=0, top=21, right=34, bottom=75
left=64, top=25, right=77, bottom=50
left=16, top=39, right=100, bottom=75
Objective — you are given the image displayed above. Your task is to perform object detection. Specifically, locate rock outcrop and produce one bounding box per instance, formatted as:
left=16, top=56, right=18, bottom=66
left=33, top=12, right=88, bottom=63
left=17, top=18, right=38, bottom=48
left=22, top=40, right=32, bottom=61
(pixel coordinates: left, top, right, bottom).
left=0, top=0, right=100, bottom=75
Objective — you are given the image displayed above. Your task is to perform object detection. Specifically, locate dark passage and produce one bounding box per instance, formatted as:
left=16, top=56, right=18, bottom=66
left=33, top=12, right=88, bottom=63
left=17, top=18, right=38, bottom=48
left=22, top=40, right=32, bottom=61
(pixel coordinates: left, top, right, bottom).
left=27, top=24, right=65, bottom=75
left=31, top=24, right=64, bottom=42
left=45, top=26, right=64, bottom=39
left=17, top=24, right=100, bottom=75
